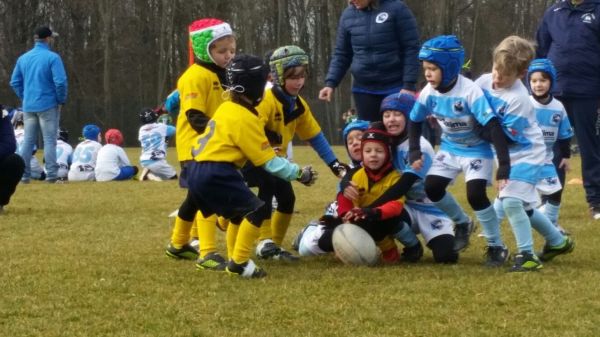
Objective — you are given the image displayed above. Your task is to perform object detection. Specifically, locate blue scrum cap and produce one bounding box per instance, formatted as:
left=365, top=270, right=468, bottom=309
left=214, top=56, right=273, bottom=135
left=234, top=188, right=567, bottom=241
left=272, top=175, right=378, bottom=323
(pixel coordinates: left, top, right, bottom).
left=528, top=58, right=557, bottom=92
left=82, top=124, right=101, bottom=141
left=379, top=93, right=416, bottom=120
left=419, top=35, right=465, bottom=88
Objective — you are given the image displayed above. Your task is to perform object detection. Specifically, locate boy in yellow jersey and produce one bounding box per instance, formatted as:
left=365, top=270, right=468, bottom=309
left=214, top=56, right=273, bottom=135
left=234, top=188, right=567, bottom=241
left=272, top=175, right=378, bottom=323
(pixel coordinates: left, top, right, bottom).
left=188, top=54, right=317, bottom=278
left=248, top=45, right=347, bottom=261
left=165, top=18, right=236, bottom=269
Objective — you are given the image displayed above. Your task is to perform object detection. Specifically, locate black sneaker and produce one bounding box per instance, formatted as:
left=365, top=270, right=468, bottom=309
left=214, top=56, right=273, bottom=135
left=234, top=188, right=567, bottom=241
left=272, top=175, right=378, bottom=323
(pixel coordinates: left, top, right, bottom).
left=165, top=243, right=199, bottom=260
left=509, top=252, right=543, bottom=272
left=226, top=259, right=267, bottom=278
left=453, top=219, right=475, bottom=252
left=484, top=245, right=510, bottom=267
left=256, top=239, right=299, bottom=262
left=538, top=236, right=575, bottom=262
left=400, top=241, right=423, bottom=263
left=196, top=252, right=227, bottom=271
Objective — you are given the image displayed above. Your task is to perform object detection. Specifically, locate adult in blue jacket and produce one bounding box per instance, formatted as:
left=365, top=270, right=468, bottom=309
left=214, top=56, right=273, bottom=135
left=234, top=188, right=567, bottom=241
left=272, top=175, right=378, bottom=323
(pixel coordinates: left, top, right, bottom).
left=536, top=0, right=600, bottom=220
left=10, top=26, right=68, bottom=183
left=0, top=106, right=25, bottom=214
left=319, top=0, right=420, bottom=122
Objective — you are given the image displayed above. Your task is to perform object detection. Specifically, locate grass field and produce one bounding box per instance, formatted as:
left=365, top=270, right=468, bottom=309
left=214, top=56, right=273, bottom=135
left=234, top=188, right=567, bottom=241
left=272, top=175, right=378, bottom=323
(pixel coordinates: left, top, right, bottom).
left=1, top=146, right=599, bottom=337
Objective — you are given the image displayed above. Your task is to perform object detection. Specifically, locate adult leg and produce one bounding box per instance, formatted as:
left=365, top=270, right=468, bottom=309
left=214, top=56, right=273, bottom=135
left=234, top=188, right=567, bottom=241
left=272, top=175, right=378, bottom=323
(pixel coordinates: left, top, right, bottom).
left=20, top=112, right=40, bottom=181
left=352, top=92, right=386, bottom=123
left=38, top=107, right=59, bottom=181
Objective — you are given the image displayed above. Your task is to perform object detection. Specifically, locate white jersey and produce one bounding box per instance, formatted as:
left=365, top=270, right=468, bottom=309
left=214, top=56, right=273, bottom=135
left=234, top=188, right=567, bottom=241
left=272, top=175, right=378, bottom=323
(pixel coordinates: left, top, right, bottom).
left=95, top=144, right=131, bottom=181
left=68, top=140, right=102, bottom=181
left=410, top=75, right=496, bottom=159
left=476, top=74, right=546, bottom=184
left=14, top=127, right=44, bottom=179
left=530, top=96, right=573, bottom=165
left=55, top=140, right=73, bottom=179
left=138, top=123, right=175, bottom=165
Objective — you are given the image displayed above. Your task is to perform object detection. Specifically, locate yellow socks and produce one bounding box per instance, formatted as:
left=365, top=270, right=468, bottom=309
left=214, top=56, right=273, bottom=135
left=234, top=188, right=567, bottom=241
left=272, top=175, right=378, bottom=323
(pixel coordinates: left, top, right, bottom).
left=197, top=212, right=218, bottom=258
left=226, top=222, right=240, bottom=259
left=271, top=211, right=293, bottom=246
left=231, top=218, right=260, bottom=264
left=258, top=218, right=272, bottom=241
left=170, top=216, right=193, bottom=249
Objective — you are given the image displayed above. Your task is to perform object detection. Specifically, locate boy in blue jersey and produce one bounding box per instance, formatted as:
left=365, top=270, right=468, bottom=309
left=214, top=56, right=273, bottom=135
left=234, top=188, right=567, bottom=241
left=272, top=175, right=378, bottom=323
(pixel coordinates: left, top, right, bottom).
left=476, top=36, right=574, bottom=271
left=186, top=54, right=317, bottom=278
left=527, top=59, right=573, bottom=234
left=408, top=35, right=512, bottom=267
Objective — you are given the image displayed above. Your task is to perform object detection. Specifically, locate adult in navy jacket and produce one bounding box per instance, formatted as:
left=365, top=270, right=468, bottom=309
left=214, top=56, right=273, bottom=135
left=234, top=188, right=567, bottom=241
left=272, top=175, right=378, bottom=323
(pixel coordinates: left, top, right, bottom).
left=536, top=0, right=600, bottom=219
left=10, top=26, right=67, bottom=183
left=318, top=0, right=420, bottom=122
left=0, top=106, right=25, bottom=214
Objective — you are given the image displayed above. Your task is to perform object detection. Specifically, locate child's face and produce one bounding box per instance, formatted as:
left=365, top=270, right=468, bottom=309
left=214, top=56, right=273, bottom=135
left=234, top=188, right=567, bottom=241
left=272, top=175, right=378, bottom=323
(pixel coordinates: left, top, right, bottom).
left=210, top=36, right=236, bottom=68
left=529, top=71, right=551, bottom=97
left=422, top=61, right=442, bottom=89
left=382, top=110, right=406, bottom=136
left=346, top=129, right=364, bottom=162
left=283, top=67, right=306, bottom=96
left=492, top=64, right=520, bottom=89
left=362, top=141, right=387, bottom=171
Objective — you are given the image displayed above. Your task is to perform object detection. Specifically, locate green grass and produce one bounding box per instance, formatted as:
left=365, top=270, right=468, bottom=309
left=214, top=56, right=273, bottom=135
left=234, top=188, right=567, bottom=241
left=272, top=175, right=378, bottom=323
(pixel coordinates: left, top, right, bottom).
left=1, top=147, right=599, bottom=337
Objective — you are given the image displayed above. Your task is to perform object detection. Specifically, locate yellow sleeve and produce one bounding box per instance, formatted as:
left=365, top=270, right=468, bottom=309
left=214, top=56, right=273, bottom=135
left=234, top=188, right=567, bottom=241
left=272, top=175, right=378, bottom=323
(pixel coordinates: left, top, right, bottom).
left=234, top=110, right=276, bottom=167
left=294, top=97, right=322, bottom=141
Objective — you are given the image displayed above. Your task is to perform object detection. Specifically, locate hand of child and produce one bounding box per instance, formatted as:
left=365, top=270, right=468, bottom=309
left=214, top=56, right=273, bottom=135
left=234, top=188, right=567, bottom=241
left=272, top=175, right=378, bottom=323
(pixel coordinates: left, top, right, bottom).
left=297, top=165, right=318, bottom=186
left=559, top=158, right=570, bottom=172
left=343, top=181, right=363, bottom=201
left=410, top=157, right=424, bottom=171
left=328, top=159, right=349, bottom=178
left=343, top=207, right=381, bottom=223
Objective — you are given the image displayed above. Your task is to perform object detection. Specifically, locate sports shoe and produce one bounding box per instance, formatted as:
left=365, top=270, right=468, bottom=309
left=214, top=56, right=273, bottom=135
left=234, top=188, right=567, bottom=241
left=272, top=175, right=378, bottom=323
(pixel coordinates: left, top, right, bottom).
left=484, top=245, right=510, bottom=267
left=509, top=252, right=543, bottom=272
left=196, top=252, right=227, bottom=271
left=165, top=243, right=199, bottom=260
left=538, top=236, right=575, bottom=262
left=590, top=205, right=600, bottom=220
left=138, top=168, right=149, bottom=181
left=400, top=241, right=423, bottom=263
left=453, top=219, right=475, bottom=252
left=226, top=259, right=267, bottom=278
left=256, top=239, right=299, bottom=262
left=189, top=237, right=199, bottom=251
left=291, top=222, right=319, bottom=252
left=146, top=172, right=163, bottom=181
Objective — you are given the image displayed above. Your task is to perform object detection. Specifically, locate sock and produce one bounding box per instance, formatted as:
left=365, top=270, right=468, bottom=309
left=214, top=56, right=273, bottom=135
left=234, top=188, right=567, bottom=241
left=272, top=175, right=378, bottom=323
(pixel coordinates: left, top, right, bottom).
left=542, top=202, right=560, bottom=227
left=196, top=212, right=218, bottom=258
left=226, top=222, right=240, bottom=259
left=258, top=218, right=272, bottom=241
left=217, top=216, right=230, bottom=231
left=503, top=197, right=533, bottom=254
left=529, top=208, right=564, bottom=247
left=433, top=192, right=470, bottom=225
left=493, top=197, right=505, bottom=222
left=190, top=219, right=198, bottom=242
left=475, top=204, right=503, bottom=247
left=232, top=218, right=260, bottom=264
left=170, top=216, right=193, bottom=248
left=272, top=211, right=293, bottom=246
left=393, top=222, right=419, bottom=247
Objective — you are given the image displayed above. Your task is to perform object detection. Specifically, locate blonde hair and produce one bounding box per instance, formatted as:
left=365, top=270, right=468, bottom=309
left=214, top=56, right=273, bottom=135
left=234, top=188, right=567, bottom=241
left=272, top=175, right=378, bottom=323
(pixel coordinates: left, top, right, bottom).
left=493, top=35, right=535, bottom=76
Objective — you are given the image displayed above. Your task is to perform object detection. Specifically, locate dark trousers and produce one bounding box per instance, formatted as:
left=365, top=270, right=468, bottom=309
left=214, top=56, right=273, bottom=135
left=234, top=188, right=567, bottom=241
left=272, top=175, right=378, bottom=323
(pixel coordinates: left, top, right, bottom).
left=0, top=154, right=25, bottom=206
left=556, top=96, right=600, bottom=206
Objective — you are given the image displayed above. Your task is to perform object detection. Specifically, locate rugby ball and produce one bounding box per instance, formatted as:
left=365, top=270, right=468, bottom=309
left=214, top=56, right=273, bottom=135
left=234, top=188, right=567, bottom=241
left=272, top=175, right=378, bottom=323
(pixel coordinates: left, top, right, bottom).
left=332, top=223, right=379, bottom=266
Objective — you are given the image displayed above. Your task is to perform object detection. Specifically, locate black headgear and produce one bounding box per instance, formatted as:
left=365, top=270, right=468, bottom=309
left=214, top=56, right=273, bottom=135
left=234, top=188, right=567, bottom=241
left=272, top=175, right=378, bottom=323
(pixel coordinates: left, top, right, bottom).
left=139, top=108, right=159, bottom=124
left=226, top=54, right=270, bottom=107
left=58, top=127, right=69, bottom=142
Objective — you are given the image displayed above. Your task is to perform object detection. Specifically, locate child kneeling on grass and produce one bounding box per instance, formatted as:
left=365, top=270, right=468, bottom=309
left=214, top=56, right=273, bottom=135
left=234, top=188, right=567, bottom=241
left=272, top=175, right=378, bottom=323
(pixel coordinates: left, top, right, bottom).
left=95, top=129, right=138, bottom=182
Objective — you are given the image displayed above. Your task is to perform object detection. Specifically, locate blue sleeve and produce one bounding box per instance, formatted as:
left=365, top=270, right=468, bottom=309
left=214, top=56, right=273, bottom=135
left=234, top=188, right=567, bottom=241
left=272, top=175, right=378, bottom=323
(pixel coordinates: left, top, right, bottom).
left=308, top=132, right=337, bottom=165
left=10, top=62, right=24, bottom=100
left=325, top=9, right=353, bottom=88
left=165, top=90, right=180, bottom=115
left=395, top=3, right=420, bottom=90
left=52, top=55, right=68, bottom=104
left=262, top=156, right=300, bottom=181
left=166, top=125, right=176, bottom=138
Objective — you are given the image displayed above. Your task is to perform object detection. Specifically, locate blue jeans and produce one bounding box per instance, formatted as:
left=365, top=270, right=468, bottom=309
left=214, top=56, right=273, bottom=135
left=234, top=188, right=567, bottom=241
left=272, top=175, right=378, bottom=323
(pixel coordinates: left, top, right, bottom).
left=20, top=107, right=59, bottom=180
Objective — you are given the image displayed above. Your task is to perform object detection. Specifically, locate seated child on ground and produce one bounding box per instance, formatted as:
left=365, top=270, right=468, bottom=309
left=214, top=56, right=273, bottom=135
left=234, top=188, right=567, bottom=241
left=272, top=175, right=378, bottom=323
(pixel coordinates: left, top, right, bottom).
left=95, top=129, right=138, bottom=182
left=138, top=108, right=177, bottom=181
left=68, top=124, right=102, bottom=181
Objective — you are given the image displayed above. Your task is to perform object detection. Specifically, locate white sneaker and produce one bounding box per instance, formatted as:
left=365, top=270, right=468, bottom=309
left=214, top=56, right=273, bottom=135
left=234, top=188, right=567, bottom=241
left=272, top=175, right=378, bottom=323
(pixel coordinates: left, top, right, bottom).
left=138, top=168, right=149, bottom=181
left=146, top=172, right=163, bottom=181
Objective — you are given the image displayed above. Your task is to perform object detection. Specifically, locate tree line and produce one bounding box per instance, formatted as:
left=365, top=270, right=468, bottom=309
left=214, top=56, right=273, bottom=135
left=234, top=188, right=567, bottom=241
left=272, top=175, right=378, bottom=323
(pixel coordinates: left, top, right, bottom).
left=0, top=0, right=556, bottom=145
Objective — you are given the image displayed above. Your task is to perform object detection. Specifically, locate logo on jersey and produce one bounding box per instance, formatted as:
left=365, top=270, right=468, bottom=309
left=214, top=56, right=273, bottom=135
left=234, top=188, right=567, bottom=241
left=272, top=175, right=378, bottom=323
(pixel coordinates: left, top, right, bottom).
left=469, top=159, right=483, bottom=171
left=375, top=12, right=389, bottom=23
left=497, top=104, right=508, bottom=116
left=440, top=118, right=469, bottom=131
left=435, top=153, right=446, bottom=162
left=274, top=112, right=282, bottom=122
left=453, top=100, right=464, bottom=113
left=545, top=177, right=559, bottom=185
left=430, top=219, right=443, bottom=230
left=212, top=81, right=220, bottom=90
left=552, top=113, right=561, bottom=124
left=582, top=13, right=595, bottom=24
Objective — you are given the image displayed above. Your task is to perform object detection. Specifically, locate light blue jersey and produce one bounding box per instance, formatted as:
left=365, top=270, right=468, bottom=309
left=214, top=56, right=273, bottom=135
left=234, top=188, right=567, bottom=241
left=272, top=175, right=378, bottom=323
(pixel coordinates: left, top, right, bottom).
left=530, top=96, right=573, bottom=166
left=138, top=123, right=175, bottom=166
left=476, top=73, right=546, bottom=184
left=410, top=75, right=495, bottom=158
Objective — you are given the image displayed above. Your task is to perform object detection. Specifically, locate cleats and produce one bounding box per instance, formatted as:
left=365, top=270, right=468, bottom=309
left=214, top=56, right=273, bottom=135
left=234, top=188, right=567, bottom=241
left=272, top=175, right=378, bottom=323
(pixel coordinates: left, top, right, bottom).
left=484, top=245, right=510, bottom=267
left=509, top=252, right=543, bottom=272
left=256, top=239, right=299, bottom=262
left=165, top=243, right=199, bottom=260
left=400, top=241, right=423, bottom=263
left=189, top=237, right=199, bottom=252
left=538, top=236, right=575, bottom=262
left=196, top=252, right=227, bottom=271
left=453, top=219, right=475, bottom=252
left=226, top=259, right=267, bottom=278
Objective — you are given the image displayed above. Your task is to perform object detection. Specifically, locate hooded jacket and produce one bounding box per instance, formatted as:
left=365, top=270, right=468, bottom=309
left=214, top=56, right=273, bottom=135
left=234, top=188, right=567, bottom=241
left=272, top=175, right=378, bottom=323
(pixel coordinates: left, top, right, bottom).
left=536, top=0, right=600, bottom=97
left=325, top=0, right=420, bottom=93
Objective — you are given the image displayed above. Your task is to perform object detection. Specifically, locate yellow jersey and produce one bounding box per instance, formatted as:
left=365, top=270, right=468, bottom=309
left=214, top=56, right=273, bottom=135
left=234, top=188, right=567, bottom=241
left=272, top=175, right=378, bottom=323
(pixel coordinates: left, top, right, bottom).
left=176, top=63, right=226, bottom=161
left=192, top=101, right=276, bottom=168
left=256, top=88, right=322, bottom=156
left=350, top=168, right=403, bottom=207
